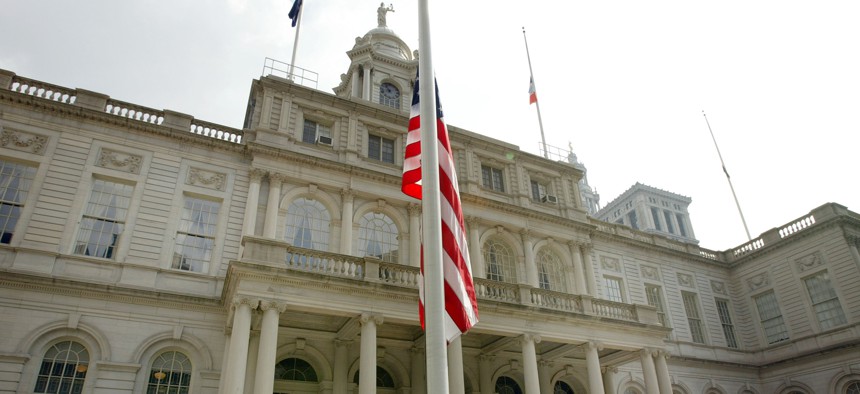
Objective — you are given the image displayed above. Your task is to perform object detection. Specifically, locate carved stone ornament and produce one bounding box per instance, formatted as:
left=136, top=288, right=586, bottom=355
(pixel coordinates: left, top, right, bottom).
left=676, top=273, right=694, bottom=288
left=747, top=272, right=770, bottom=291
left=710, top=280, right=727, bottom=295
left=97, top=148, right=142, bottom=174
left=187, top=167, right=226, bottom=191
left=600, top=256, right=621, bottom=272
left=796, top=252, right=823, bottom=272
left=641, top=265, right=660, bottom=281
left=0, top=128, right=48, bottom=155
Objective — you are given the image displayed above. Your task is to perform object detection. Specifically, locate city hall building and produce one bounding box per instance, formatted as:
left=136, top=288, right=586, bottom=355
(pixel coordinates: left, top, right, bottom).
left=1, top=11, right=859, bottom=394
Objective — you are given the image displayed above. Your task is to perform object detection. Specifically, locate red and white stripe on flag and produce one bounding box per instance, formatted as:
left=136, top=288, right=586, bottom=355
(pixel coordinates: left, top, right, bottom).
left=402, top=74, right=479, bottom=342
left=528, top=77, right=537, bottom=104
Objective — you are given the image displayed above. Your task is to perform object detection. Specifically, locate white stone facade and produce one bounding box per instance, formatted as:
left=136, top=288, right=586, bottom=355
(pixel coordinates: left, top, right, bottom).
left=0, top=17, right=859, bottom=394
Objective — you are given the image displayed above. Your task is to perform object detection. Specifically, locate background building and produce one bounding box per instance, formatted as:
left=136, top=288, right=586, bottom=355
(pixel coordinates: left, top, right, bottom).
left=0, top=13, right=859, bottom=394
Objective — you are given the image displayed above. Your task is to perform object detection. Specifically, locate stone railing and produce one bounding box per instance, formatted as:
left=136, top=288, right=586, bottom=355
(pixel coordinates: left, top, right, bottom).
left=0, top=69, right=242, bottom=144
left=241, top=236, right=651, bottom=324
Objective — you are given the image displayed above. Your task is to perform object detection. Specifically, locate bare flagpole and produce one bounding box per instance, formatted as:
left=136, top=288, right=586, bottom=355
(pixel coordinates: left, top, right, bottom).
left=523, top=27, right=549, bottom=159
left=417, top=0, right=449, bottom=393
left=703, top=111, right=752, bottom=241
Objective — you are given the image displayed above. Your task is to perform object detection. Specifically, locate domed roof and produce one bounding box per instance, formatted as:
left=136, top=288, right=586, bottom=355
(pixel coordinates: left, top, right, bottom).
left=360, top=27, right=413, bottom=61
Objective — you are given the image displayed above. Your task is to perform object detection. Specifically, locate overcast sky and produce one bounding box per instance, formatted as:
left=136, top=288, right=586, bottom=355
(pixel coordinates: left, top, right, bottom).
left=2, top=1, right=857, bottom=252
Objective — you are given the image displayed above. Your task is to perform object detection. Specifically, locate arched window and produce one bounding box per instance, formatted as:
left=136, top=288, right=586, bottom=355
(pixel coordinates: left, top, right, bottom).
left=495, top=376, right=522, bottom=394
left=353, top=366, right=396, bottom=388
left=358, top=212, right=399, bottom=263
left=554, top=380, right=575, bottom=394
left=537, top=248, right=565, bottom=291
left=275, top=358, right=318, bottom=382
left=846, top=381, right=860, bottom=394
left=34, top=340, right=89, bottom=393
left=483, top=238, right=516, bottom=283
left=285, top=198, right=330, bottom=251
left=147, top=351, right=191, bottom=393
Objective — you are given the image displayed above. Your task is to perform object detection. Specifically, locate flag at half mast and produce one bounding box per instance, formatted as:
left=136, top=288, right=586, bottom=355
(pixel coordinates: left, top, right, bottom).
left=288, top=0, right=303, bottom=27
left=402, top=73, right=479, bottom=342
left=529, top=76, right=537, bottom=104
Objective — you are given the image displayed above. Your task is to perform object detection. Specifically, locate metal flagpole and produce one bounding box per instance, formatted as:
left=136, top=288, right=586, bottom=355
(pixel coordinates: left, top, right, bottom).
left=417, top=0, right=449, bottom=393
left=523, top=27, right=549, bottom=159
left=703, top=111, right=752, bottom=241
left=288, top=1, right=304, bottom=80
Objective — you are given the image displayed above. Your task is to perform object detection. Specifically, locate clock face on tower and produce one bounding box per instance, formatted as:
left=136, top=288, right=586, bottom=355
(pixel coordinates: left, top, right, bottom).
left=380, top=82, right=401, bottom=109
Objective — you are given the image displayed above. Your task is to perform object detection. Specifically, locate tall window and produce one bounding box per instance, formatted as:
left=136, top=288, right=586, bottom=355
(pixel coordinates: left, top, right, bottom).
left=34, top=341, right=89, bottom=393
left=627, top=211, right=639, bottom=230
left=481, top=165, right=504, bottom=192
left=275, top=358, right=318, bottom=382
left=650, top=207, right=662, bottom=231
left=537, top=248, right=564, bottom=291
left=285, top=198, right=330, bottom=251
left=663, top=210, right=675, bottom=234
left=495, top=376, right=523, bottom=394
left=483, top=238, right=515, bottom=283
left=645, top=284, right=667, bottom=326
left=682, top=291, right=705, bottom=343
left=358, top=212, right=399, bottom=263
left=147, top=351, right=191, bottom=394
left=74, top=179, right=133, bottom=258
left=172, top=197, right=220, bottom=273
left=368, top=135, right=395, bottom=164
left=604, top=276, right=624, bottom=302
left=754, top=291, right=789, bottom=344
left=715, top=298, right=739, bottom=348
left=302, top=120, right=331, bottom=144
left=804, top=271, right=847, bottom=330
left=0, top=160, right=36, bottom=244
left=676, top=213, right=688, bottom=237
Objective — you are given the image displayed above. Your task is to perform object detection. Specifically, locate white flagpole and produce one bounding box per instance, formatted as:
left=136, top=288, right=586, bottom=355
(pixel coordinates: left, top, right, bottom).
left=523, top=27, right=548, bottom=159
left=703, top=110, right=752, bottom=241
left=288, top=1, right=304, bottom=81
left=417, top=0, right=449, bottom=393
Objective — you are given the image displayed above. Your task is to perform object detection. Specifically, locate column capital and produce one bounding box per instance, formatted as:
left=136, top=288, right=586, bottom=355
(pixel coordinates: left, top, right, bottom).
left=232, top=297, right=259, bottom=309
left=478, top=354, right=495, bottom=363
left=601, top=366, right=618, bottom=374
left=360, top=312, right=384, bottom=326
left=584, top=340, right=603, bottom=352
left=268, top=172, right=286, bottom=184
left=520, top=333, right=542, bottom=345
left=654, top=349, right=670, bottom=359
left=249, top=168, right=267, bottom=182
left=259, top=300, right=287, bottom=313
left=341, top=188, right=355, bottom=202
left=465, top=215, right=481, bottom=226
left=519, top=228, right=532, bottom=238
left=407, top=203, right=421, bottom=216
left=640, top=348, right=657, bottom=358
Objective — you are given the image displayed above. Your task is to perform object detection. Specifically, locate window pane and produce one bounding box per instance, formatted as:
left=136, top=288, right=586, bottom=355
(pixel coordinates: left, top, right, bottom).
left=604, top=277, right=623, bottom=302
left=755, top=291, right=789, bottom=344
left=35, top=341, right=88, bottom=394
left=651, top=207, right=662, bottom=231
left=682, top=292, right=705, bottom=343
left=302, top=120, right=317, bottom=143
left=483, top=239, right=515, bottom=283
left=537, top=249, right=564, bottom=291
left=173, top=197, right=220, bottom=273
left=0, top=161, right=37, bottom=244
left=804, top=271, right=847, bottom=330
left=716, top=299, right=739, bottom=348
left=368, top=135, right=381, bottom=160
left=358, top=212, right=399, bottom=263
left=75, top=179, right=133, bottom=259
left=645, top=285, right=667, bottom=326
left=285, top=198, right=330, bottom=251
left=381, top=137, right=394, bottom=164
left=147, top=351, right=191, bottom=394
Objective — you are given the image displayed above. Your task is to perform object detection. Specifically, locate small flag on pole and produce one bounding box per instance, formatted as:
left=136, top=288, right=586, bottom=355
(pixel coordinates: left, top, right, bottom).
left=528, top=76, right=537, bottom=104
left=288, top=0, right=303, bottom=27
left=402, top=73, right=479, bottom=342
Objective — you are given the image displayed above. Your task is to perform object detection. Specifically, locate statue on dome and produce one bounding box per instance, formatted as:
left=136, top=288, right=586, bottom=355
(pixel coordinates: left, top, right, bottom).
left=377, top=3, right=394, bottom=27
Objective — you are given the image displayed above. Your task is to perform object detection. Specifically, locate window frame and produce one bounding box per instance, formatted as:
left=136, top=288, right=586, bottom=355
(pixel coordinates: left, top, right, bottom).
left=802, top=270, right=848, bottom=331
left=171, top=195, right=222, bottom=273
left=681, top=291, right=706, bottom=344
left=73, top=177, right=134, bottom=259
left=481, top=165, right=505, bottom=193
left=603, top=276, right=625, bottom=303
left=0, top=159, right=38, bottom=245
left=367, top=134, right=396, bottom=164
left=753, top=290, right=790, bottom=344
left=645, top=284, right=668, bottom=327
left=715, top=298, right=739, bottom=348
left=301, top=118, right=332, bottom=145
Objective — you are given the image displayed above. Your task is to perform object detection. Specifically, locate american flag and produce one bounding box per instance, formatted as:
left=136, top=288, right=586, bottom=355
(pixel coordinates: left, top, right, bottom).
left=402, top=74, right=479, bottom=342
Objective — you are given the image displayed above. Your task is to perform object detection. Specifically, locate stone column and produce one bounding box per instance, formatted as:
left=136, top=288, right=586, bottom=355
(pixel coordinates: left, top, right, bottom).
left=218, top=332, right=231, bottom=390
left=584, top=341, right=605, bottom=394
left=351, top=68, right=361, bottom=97
left=654, top=351, right=672, bottom=394
left=467, top=217, right=484, bottom=278
left=263, top=173, right=284, bottom=238
left=581, top=245, right=597, bottom=296
left=478, top=354, right=495, bottom=394
left=242, top=169, right=265, bottom=238
left=359, top=313, right=383, bottom=394
left=244, top=333, right=260, bottom=394
left=333, top=339, right=350, bottom=394
left=538, top=360, right=553, bottom=394
left=640, top=349, right=659, bottom=394
left=362, top=62, right=372, bottom=100
left=568, top=242, right=588, bottom=294
left=521, top=230, right=538, bottom=288
left=448, top=336, right=465, bottom=394
left=223, top=298, right=256, bottom=394
left=408, top=204, right=421, bottom=267
left=253, top=301, right=286, bottom=394
left=602, top=367, right=617, bottom=394
left=410, top=346, right=426, bottom=394
left=520, top=334, right=541, bottom=394
left=340, top=189, right=355, bottom=255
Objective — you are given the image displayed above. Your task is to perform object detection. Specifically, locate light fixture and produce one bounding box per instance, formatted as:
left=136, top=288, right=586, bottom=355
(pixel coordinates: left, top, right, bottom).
left=154, top=371, right=167, bottom=381
left=75, top=364, right=88, bottom=373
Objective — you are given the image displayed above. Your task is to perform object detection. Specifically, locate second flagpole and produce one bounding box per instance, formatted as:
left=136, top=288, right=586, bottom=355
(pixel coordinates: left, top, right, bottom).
left=523, top=27, right=549, bottom=159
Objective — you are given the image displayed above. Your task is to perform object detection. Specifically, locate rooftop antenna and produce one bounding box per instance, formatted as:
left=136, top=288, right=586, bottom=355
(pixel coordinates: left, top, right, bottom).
left=703, top=110, right=752, bottom=241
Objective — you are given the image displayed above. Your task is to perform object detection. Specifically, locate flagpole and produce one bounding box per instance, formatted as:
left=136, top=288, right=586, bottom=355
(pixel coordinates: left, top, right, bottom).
left=288, top=0, right=304, bottom=80
left=417, top=0, right=449, bottom=393
left=523, top=27, right=549, bottom=159
left=703, top=111, right=752, bottom=241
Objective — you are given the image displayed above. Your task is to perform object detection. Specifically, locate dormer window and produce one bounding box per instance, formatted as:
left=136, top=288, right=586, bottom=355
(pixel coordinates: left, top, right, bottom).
left=379, top=83, right=400, bottom=109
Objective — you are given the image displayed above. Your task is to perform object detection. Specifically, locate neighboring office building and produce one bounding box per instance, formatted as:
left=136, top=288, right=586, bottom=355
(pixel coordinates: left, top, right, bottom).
left=0, top=10, right=859, bottom=394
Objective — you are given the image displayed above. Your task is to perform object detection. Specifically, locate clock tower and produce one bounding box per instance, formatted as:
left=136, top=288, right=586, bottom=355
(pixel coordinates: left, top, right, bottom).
left=333, top=3, right=417, bottom=113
